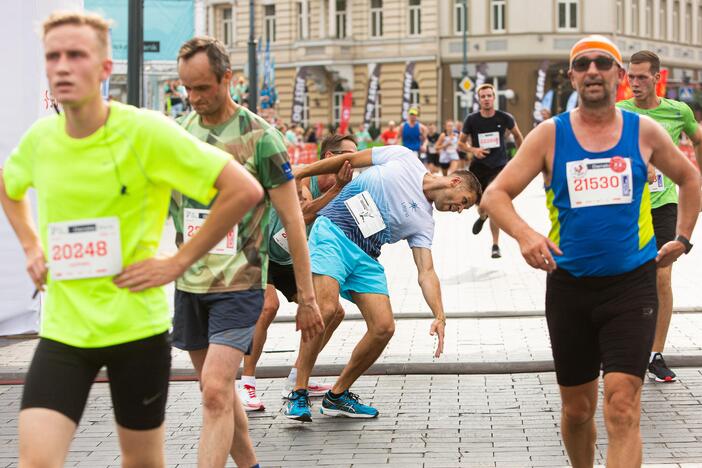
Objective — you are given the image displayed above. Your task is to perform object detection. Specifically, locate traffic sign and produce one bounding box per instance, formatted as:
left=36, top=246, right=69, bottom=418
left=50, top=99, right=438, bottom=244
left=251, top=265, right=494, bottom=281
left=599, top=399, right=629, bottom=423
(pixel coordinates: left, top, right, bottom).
left=459, top=76, right=474, bottom=93
left=679, top=86, right=695, bottom=102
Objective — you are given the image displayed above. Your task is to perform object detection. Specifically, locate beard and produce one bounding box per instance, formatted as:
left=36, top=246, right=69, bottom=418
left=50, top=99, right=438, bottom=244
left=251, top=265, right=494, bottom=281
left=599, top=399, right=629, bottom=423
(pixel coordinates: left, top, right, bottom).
left=578, top=80, right=615, bottom=109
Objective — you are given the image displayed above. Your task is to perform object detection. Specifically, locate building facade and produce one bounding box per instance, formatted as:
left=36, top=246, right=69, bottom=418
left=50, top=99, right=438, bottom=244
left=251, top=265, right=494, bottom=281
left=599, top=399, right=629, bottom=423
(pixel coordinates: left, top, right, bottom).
left=204, top=0, right=702, bottom=131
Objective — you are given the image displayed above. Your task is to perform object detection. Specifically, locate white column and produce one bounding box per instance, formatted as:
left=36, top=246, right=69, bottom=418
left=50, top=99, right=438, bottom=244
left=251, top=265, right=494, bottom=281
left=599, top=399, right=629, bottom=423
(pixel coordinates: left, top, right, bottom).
left=319, top=0, right=327, bottom=37
left=693, top=0, right=699, bottom=44
left=207, top=4, right=215, bottom=37
left=328, top=0, right=336, bottom=38
left=302, top=0, right=310, bottom=39
left=194, top=0, right=206, bottom=36
left=667, top=0, right=673, bottom=41
left=654, top=0, right=660, bottom=38
left=625, top=0, right=632, bottom=34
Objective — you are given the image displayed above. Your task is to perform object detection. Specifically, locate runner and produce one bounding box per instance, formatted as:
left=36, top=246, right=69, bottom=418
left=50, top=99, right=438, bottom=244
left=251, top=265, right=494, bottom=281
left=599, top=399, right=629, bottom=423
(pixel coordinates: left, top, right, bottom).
left=459, top=83, right=523, bottom=259
left=617, top=50, right=702, bottom=383
left=285, top=145, right=482, bottom=422
left=436, top=120, right=460, bottom=175
left=238, top=134, right=356, bottom=410
left=425, top=122, right=440, bottom=174
left=172, top=37, right=324, bottom=467
left=0, top=12, right=264, bottom=467
left=482, top=35, right=700, bottom=467
left=400, top=107, right=427, bottom=163
left=379, top=120, right=399, bottom=145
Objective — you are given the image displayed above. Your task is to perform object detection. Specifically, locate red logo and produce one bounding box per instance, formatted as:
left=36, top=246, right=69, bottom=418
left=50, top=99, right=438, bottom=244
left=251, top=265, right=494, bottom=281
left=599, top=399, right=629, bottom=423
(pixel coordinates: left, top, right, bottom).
left=609, top=156, right=627, bottom=173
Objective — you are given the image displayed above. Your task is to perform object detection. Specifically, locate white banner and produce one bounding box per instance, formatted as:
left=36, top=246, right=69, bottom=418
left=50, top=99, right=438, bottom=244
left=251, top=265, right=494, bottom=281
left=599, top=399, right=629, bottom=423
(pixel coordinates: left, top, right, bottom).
left=0, top=0, right=83, bottom=335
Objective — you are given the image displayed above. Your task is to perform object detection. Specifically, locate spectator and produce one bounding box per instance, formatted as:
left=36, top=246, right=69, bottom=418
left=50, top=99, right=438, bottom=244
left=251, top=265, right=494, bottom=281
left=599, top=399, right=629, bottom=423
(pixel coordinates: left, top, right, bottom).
left=379, top=120, right=399, bottom=145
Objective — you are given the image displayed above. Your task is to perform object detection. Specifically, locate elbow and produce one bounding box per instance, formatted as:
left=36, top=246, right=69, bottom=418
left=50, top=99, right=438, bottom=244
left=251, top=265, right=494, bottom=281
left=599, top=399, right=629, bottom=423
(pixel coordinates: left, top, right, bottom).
left=245, top=181, right=265, bottom=207
left=481, top=186, right=496, bottom=214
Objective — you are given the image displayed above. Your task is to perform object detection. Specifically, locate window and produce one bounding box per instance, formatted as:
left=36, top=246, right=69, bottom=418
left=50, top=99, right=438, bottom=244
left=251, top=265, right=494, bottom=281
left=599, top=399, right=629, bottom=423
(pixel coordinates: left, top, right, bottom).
left=645, top=0, right=653, bottom=36
left=409, top=0, right=422, bottom=36
left=557, top=0, right=578, bottom=30
left=491, top=0, right=505, bottom=32
left=660, top=0, right=667, bottom=38
left=332, top=85, right=345, bottom=125
left=631, top=0, right=638, bottom=35
left=370, top=0, right=383, bottom=37
left=410, top=80, right=420, bottom=107
left=336, top=0, right=348, bottom=39
left=296, top=1, right=310, bottom=40
left=673, top=1, right=680, bottom=41
left=616, top=0, right=624, bottom=33
left=222, top=7, right=234, bottom=46
left=454, top=0, right=468, bottom=35
left=264, top=4, right=276, bottom=43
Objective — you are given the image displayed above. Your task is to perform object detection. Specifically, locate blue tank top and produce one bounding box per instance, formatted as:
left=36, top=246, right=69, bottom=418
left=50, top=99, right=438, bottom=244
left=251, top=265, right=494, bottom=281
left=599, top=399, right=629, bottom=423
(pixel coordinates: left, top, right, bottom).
left=546, top=110, right=656, bottom=277
left=402, top=122, right=421, bottom=151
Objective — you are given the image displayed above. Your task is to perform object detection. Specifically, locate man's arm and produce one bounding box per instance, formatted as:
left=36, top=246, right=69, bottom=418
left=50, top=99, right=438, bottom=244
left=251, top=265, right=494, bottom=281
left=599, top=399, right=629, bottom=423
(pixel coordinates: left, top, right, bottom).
left=482, top=121, right=562, bottom=271
left=269, top=180, right=325, bottom=342
left=685, top=125, right=702, bottom=172
left=301, top=161, right=353, bottom=224
left=295, top=149, right=373, bottom=179
left=509, top=122, right=524, bottom=148
left=411, top=247, right=445, bottom=358
left=113, top=161, right=263, bottom=290
left=0, top=169, right=47, bottom=291
left=458, top=129, right=488, bottom=160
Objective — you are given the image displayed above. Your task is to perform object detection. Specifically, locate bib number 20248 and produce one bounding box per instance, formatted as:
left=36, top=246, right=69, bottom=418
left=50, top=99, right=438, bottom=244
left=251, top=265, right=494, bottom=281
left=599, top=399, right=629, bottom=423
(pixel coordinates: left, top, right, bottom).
left=48, top=217, right=122, bottom=280
left=184, top=208, right=237, bottom=256
left=566, top=157, right=633, bottom=208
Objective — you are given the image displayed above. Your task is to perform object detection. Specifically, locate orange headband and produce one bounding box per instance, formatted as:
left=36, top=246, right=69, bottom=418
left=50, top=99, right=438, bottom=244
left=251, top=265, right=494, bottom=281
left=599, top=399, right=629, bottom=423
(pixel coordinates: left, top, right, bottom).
left=570, top=35, right=623, bottom=68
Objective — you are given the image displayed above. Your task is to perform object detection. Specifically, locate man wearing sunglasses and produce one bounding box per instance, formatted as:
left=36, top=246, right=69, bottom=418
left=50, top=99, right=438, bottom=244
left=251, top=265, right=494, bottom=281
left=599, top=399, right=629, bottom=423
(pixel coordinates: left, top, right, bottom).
left=482, top=35, right=700, bottom=467
left=617, top=50, right=702, bottom=384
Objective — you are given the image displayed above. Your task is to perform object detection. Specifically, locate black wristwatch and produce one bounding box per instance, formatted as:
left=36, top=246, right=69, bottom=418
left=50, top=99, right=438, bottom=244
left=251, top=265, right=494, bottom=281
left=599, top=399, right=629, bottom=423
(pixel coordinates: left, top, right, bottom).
left=675, top=235, right=693, bottom=254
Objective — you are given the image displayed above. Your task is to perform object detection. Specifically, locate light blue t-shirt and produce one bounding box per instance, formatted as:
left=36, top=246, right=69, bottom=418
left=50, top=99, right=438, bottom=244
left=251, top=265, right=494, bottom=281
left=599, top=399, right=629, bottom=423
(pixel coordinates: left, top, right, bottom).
left=318, top=145, right=434, bottom=258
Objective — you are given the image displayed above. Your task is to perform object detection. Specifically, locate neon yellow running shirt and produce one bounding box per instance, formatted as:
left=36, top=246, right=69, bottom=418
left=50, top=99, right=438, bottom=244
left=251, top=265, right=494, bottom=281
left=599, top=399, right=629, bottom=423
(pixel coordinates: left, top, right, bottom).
left=2, top=102, right=229, bottom=348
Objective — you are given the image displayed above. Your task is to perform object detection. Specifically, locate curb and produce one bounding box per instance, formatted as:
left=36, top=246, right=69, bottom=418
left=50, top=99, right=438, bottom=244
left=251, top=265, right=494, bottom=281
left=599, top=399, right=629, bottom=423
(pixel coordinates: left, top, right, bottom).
left=2, top=355, right=702, bottom=384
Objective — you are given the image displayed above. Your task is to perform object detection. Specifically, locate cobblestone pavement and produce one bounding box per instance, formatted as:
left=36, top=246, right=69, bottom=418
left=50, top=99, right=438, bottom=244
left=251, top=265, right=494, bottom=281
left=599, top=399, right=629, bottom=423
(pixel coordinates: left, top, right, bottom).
left=1, top=371, right=702, bottom=467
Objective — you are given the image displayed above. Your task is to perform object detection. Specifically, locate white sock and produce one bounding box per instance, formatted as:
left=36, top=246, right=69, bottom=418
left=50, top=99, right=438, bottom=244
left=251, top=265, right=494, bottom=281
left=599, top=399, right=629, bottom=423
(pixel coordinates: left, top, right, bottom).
left=650, top=352, right=659, bottom=363
left=288, top=367, right=298, bottom=383
left=241, top=375, right=256, bottom=387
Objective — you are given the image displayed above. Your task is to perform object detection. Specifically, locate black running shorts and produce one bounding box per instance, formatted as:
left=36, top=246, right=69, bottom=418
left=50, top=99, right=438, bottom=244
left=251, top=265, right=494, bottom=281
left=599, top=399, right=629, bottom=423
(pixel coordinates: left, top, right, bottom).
left=267, top=260, right=298, bottom=302
left=469, top=162, right=505, bottom=191
left=21, top=332, right=171, bottom=430
left=651, top=202, right=677, bottom=250
left=545, top=260, right=658, bottom=387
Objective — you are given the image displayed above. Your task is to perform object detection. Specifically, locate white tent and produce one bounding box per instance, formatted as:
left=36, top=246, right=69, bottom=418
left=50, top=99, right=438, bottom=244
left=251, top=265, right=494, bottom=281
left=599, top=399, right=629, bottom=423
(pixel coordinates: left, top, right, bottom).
left=0, top=0, right=83, bottom=335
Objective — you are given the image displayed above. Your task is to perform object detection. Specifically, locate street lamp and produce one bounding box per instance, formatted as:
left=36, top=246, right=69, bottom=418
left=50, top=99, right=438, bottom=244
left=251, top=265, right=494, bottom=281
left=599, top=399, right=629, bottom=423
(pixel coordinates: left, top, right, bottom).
left=248, top=0, right=258, bottom=113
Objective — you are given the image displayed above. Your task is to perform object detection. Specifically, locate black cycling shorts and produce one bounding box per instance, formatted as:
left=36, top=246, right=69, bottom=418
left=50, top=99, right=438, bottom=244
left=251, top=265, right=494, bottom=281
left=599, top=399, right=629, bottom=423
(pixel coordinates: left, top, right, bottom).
left=426, top=153, right=439, bottom=166
left=469, top=162, right=505, bottom=191
left=545, top=260, right=658, bottom=387
left=268, top=260, right=298, bottom=302
left=21, top=332, right=171, bottom=430
left=651, top=202, right=677, bottom=250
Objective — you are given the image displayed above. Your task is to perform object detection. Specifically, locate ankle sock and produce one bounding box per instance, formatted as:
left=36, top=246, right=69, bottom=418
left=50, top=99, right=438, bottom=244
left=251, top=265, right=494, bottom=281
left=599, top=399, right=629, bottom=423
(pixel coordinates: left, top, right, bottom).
left=288, top=367, right=298, bottom=384
left=241, top=375, right=256, bottom=387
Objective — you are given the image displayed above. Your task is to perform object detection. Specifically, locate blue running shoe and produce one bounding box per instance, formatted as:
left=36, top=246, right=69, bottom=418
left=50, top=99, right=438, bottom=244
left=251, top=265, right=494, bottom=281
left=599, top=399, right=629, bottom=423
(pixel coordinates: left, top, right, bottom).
left=320, top=390, right=379, bottom=418
left=284, top=389, right=312, bottom=422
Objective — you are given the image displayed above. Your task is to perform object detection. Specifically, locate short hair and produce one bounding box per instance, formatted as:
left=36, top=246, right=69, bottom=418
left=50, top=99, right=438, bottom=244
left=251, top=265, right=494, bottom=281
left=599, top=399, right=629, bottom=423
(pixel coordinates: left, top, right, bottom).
left=320, top=133, right=358, bottom=156
left=178, top=36, right=231, bottom=82
left=42, top=11, right=111, bottom=56
left=476, top=83, right=495, bottom=96
left=453, top=170, right=483, bottom=205
left=630, top=50, right=661, bottom=74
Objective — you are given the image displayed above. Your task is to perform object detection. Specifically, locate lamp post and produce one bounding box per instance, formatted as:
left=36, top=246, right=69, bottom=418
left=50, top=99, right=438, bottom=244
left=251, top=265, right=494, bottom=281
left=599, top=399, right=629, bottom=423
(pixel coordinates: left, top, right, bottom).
left=127, top=0, right=143, bottom=106
left=248, top=0, right=258, bottom=113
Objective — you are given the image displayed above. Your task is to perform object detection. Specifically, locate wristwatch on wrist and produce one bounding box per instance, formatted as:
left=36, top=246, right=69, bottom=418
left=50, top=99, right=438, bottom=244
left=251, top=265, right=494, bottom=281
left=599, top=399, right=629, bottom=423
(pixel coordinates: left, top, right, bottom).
left=675, top=235, right=693, bottom=254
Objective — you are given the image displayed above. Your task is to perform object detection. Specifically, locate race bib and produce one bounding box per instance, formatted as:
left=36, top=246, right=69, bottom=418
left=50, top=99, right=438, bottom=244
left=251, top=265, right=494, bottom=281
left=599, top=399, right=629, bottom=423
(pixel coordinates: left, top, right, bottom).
left=649, top=168, right=665, bottom=193
left=48, top=217, right=122, bottom=280
left=273, top=228, right=290, bottom=253
left=478, top=131, right=500, bottom=149
left=344, top=191, right=386, bottom=238
left=184, top=208, right=237, bottom=256
left=567, top=157, right=633, bottom=208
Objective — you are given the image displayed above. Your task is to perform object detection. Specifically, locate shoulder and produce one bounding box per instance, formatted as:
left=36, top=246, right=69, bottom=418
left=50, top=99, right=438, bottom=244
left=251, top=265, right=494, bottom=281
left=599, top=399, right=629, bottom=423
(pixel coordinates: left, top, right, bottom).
left=615, top=98, right=635, bottom=110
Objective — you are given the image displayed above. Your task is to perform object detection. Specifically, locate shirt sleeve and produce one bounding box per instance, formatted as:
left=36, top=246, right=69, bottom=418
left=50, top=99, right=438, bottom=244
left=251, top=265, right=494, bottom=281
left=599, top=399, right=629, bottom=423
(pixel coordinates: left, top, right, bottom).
left=2, top=124, right=39, bottom=201
left=505, top=112, right=516, bottom=130
left=461, top=115, right=472, bottom=136
left=140, top=111, right=230, bottom=206
left=681, top=103, right=699, bottom=138
left=406, top=223, right=434, bottom=250
left=371, top=145, right=414, bottom=165
left=255, top=128, right=294, bottom=190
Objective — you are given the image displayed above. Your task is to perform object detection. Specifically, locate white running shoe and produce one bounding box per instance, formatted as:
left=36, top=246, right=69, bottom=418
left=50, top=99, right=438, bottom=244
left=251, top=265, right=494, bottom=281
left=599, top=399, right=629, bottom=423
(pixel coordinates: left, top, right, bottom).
left=281, top=378, right=334, bottom=398
left=238, top=383, right=265, bottom=411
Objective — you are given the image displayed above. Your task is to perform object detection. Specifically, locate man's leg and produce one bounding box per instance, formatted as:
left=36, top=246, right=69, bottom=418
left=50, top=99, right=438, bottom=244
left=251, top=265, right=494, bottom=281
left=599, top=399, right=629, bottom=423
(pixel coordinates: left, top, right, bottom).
left=292, top=302, right=345, bottom=369
left=489, top=219, right=501, bottom=257
left=652, top=266, right=673, bottom=353
left=243, top=285, right=279, bottom=377
left=603, top=372, right=644, bottom=467
left=19, top=409, right=76, bottom=468
left=558, top=380, right=598, bottom=468
left=331, top=293, right=394, bottom=393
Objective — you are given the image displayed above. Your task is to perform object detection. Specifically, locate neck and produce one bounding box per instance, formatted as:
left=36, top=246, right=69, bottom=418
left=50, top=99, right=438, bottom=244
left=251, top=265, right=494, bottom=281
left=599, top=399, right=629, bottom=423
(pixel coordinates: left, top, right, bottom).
left=480, top=108, right=495, bottom=118
left=422, top=173, right=449, bottom=202
left=201, top=95, right=238, bottom=126
left=574, top=103, right=618, bottom=126
left=633, top=93, right=660, bottom=110
left=63, top=95, right=109, bottom=139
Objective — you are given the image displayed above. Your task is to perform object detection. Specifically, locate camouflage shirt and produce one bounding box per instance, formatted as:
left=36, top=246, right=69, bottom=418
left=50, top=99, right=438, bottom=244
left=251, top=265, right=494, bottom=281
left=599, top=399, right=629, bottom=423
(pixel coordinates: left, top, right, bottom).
left=170, top=106, right=293, bottom=293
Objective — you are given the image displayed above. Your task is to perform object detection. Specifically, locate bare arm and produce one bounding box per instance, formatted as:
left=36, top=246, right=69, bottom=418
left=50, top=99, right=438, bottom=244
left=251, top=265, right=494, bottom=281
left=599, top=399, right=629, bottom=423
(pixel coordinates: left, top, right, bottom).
left=686, top=124, right=702, bottom=173
left=458, top=131, right=487, bottom=159
left=412, top=247, right=445, bottom=358
left=0, top=169, right=46, bottom=291
left=509, top=123, right=524, bottom=148
left=435, top=133, right=446, bottom=150
left=269, top=180, right=324, bottom=342
left=295, top=149, right=373, bottom=179
left=301, top=161, right=353, bottom=225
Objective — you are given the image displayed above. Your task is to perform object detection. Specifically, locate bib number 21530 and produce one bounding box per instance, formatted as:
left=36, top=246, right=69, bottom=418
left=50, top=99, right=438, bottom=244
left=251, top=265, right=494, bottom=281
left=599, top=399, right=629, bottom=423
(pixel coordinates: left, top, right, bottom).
left=566, top=157, right=633, bottom=208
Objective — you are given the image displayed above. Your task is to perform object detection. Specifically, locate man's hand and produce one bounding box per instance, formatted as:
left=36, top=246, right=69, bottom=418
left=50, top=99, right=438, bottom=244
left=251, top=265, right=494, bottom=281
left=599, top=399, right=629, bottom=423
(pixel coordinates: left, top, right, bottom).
left=113, top=256, right=187, bottom=292
left=295, top=300, right=324, bottom=342
left=472, top=147, right=489, bottom=159
left=430, top=319, right=445, bottom=358
left=517, top=229, right=562, bottom=272
left=334, top=160, right=353, bottom=188
left=26, top=246, right=48, bottom=291
left=656, top=240, right=686, bottom=268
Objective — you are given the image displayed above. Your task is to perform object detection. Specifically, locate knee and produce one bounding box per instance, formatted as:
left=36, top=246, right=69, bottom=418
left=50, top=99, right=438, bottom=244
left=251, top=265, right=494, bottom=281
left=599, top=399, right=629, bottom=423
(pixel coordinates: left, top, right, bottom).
left=371, top=320, right=395, bottom=342
left=562, top=398, right=596, bottom=427
left=605, top=390, right=639, bottom=430
left=331, top=305, right=345, bottom=326
left=259, top=301, right=279, bottom=327
left=201, top=379, right=233, bottom=415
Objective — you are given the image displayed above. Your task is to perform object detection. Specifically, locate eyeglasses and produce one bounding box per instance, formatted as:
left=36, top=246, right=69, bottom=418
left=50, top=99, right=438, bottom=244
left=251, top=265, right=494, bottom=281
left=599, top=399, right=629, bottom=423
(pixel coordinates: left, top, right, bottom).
left=571, top=56, right=615, bottom=72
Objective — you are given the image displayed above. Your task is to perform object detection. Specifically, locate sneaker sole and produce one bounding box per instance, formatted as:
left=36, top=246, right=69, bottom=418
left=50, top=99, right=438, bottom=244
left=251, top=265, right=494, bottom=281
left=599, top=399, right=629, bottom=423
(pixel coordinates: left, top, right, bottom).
left=282, top=389, right=328, bottom=399
left=320, top=407, right=378, bottom=419
left=284, top=412, right=312, bottom=422
left=647, top=371, right=677, bottom=383
left=242, top=404, right=265, bottom=412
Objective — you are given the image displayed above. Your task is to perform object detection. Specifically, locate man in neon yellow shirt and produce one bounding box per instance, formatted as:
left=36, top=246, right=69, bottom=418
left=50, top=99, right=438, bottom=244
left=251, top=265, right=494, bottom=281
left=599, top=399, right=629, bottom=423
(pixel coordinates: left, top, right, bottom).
left=617, top=50, right=702, bottom=383
left=0, top=12, right=263, bottom=467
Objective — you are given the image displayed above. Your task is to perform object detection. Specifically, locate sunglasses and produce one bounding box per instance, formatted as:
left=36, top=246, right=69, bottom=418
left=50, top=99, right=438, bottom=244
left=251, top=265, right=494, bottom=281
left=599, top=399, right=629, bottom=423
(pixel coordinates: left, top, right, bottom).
left=571, top=56, right=616, bottom=72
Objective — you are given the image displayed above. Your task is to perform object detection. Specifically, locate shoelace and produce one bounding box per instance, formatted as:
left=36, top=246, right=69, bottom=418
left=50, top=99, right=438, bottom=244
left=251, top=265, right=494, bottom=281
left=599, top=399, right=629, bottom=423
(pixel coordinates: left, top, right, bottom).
left=244, top=385, right=257, bottom=399
left=293, top=392, right=310, bottom=408
left=344, top=391, right=361, bottom=403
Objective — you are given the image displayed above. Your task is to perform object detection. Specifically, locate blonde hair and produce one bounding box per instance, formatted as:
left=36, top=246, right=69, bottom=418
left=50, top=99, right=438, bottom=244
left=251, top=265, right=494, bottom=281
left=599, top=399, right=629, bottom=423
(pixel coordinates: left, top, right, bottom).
left=476, top=83, right=495, bottom=96
left=42, top=11, right=112, bottom=56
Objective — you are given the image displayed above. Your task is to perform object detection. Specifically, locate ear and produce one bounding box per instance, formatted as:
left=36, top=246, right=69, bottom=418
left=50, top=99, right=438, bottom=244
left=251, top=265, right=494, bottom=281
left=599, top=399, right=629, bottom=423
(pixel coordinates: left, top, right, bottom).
left=100, top=58, right=113, bottom=83
left=449, top=176, right=462, bottom=187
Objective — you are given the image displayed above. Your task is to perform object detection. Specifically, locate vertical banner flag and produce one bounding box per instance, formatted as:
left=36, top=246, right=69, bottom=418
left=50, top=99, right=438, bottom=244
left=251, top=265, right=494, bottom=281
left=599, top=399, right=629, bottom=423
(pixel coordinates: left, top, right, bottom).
left=532, top=60, right=550, bottom=126
left=362, top=64, right=382, bottom=130
left=656, top=68, right=668, bottom=97
left=471, top=63, right=488, bottom=112
left=338, top=91, right=353, bottom=134
left=401, top=61, right=416, bottom=121
left=291, top=66, right=309, bottom=125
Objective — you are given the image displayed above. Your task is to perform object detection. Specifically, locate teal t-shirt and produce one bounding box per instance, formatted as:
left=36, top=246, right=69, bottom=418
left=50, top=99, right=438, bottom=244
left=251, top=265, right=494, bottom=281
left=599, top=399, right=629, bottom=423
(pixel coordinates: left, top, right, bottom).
left=617, top=98, right=698, bottom=208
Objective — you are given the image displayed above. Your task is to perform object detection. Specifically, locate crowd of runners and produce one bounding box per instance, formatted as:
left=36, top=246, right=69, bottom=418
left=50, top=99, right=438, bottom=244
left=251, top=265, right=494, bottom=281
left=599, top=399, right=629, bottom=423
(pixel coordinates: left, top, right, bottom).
left=1, top=10, right=702, bottom=468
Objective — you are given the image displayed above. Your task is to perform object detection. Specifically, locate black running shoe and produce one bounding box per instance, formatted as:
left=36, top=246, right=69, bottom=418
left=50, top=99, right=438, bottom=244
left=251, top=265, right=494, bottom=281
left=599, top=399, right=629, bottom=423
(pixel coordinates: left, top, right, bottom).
left=491, top=244, right=501, bottom=258
left=648, top=353, right=677, bottom=383
left=472, top=216, right=487, bottom=234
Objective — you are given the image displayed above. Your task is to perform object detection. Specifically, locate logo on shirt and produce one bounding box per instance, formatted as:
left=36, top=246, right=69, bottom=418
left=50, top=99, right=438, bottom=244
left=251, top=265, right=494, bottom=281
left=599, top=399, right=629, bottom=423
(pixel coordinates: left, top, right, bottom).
left=609, top=156, right=627, bottom=173
left=400, top=201, right=419, bottom=218
left=569, top=162, right=587, bottom=178
left=281, top=161, right=294, bottom=181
